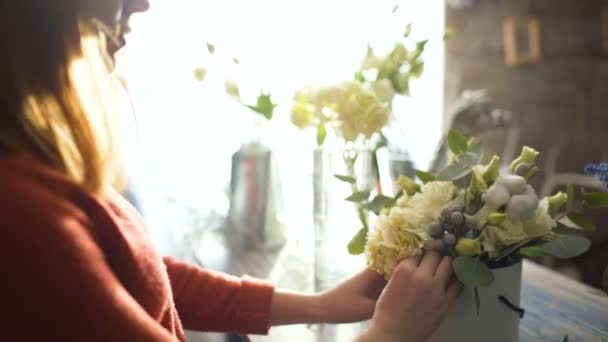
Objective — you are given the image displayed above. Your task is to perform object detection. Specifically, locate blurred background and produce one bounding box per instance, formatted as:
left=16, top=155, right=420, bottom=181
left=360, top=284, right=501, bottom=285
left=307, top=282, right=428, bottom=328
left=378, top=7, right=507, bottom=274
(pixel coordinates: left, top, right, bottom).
left=115, top=0, right=608, bottom=340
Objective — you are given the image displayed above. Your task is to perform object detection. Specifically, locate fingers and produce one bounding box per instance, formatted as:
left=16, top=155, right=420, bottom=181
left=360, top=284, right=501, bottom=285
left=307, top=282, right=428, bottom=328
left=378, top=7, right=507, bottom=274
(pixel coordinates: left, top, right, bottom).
left=419, top=251, right=441, bottom=276
left=435, top=255, right=454, bottom=286
left=446, top=279, right=464, bottom=302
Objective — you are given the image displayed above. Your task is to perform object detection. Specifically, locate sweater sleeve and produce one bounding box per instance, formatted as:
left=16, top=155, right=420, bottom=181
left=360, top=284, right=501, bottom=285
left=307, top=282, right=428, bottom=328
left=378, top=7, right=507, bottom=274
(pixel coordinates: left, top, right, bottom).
left=0, top=206, right=179, bottom=342
left=163, top=257, right=274, bottom=335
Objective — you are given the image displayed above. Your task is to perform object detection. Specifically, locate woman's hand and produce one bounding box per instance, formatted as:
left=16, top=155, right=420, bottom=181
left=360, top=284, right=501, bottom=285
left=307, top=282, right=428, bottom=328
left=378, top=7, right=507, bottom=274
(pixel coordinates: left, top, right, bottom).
left=269, top=267, right=386, bottom=326
left=358, top=251, right=462, bottom=342
left=314, top=267, right=388, bottom=323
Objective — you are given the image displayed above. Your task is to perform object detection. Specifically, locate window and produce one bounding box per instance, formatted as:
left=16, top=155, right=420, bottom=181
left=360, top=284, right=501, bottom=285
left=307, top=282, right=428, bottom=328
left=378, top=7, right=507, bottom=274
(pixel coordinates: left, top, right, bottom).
left=120, top=0, right=445, bottom=254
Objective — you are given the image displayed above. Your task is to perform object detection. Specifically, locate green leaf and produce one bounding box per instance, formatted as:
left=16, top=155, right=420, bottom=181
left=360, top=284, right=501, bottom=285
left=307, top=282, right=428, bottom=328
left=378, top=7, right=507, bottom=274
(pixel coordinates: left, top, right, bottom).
left=561, top=336, right=569, bottom=342
left=518, top=246, right=545, bottom=258
left=334, top=175, right=356, bottom=184
left=363, top=195, right=395, bottom=213
left=448, top=129, right=469, bottom=155
left=246, top=93, right=277, bottom=120
left=410, top=40, right=428, bottom=60
left=467, top=141, right=484, bottom=156
left=583, top=192, right=608, bottom=208
left=354, top=71, right=366, bottom=83
left=453, top=256, right=495, bottom=287
left=437, top=163, right=473, bottom=181
left=232, top=57, right=240, bottom=64
left=541, top=235, right=591, bottom=259
left=554, top=222, right=583, bottom=235
left=416, top=170, right=436, bottom=184
left=567, top=213, right=596, bottom=232
left=346, top=190, right=371, bottom=203
left=403, top=23, right=412, bottom=37
left=409, top=61, right=425, bottom=78
left=458, top=151, right=483, bottom=167
left=316, top=124, right=327, bottom=146
left=206, top=43, right=216, bottom=55
left=602, top=264, right=608, bottom=294
left=567, top=184, right=575, bottom=210
left=348, top=228, right=367, bottom=255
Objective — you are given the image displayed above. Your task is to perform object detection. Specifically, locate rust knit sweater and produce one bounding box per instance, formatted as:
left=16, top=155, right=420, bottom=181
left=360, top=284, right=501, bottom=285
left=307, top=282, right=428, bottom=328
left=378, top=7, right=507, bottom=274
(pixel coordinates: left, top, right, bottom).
left=0, top=154, right=274, bottom=341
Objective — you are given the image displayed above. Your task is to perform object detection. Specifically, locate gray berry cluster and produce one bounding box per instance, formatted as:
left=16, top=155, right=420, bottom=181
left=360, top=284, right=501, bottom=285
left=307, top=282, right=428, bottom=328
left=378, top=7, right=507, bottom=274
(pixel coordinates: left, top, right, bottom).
left=425, top=206, right=478, bottom=251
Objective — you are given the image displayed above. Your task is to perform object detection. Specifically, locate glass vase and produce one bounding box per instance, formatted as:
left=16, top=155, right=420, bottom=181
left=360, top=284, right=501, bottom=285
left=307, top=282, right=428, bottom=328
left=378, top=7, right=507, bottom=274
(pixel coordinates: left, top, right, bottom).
left=312, top=144, right=372, bottom=341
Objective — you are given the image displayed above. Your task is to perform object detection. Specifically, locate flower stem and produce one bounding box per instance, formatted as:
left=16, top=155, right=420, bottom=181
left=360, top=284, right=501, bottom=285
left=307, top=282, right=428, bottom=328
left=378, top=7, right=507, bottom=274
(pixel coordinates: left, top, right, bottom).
left=345, top=152, right=369, bottom=232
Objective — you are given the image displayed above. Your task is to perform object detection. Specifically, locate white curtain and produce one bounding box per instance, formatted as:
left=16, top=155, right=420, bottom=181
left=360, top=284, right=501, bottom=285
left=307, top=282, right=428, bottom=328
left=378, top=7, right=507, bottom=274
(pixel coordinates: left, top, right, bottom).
left=119, top=0, right=446, bottom=255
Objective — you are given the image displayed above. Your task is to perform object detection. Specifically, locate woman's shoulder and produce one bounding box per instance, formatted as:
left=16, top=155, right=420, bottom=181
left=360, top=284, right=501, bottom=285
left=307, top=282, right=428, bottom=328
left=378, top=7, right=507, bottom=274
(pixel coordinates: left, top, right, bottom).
left=0, top=153, right=99, bottom=236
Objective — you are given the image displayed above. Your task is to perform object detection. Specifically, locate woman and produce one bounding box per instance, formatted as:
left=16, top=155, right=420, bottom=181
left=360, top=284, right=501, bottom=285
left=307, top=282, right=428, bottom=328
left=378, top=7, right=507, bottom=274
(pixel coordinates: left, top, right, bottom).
left=0, top=0, right=461, bottom=341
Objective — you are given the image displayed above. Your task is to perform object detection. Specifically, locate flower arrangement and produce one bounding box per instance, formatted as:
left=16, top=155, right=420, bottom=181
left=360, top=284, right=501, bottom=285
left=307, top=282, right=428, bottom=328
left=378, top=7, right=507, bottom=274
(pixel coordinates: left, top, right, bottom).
left=347, top=129, right=605, bottom=300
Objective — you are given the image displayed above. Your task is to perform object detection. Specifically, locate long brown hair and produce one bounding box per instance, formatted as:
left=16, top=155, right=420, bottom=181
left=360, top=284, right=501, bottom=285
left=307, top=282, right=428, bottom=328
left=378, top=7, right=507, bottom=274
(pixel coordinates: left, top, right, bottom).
left=0, top=0, right=125, bottom=195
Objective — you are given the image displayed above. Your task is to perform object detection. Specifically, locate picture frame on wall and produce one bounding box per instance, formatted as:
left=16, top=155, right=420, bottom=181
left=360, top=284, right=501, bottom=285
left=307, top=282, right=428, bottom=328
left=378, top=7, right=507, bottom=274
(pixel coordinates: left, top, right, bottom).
left=503, top=16, right=542, bottom=67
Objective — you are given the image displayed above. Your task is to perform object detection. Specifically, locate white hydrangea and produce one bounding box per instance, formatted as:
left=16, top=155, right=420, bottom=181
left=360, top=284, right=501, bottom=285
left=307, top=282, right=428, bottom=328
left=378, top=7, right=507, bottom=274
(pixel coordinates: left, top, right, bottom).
left=366, top=181, right=458, bottom=276
left=366, top=212, right=423, bottom=277
left=406, top=182, right=459, bottom=223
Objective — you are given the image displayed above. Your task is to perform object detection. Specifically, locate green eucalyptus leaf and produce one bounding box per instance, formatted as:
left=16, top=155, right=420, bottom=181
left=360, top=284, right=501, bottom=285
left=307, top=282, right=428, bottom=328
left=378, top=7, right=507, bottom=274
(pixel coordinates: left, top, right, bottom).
left=392, top=4, right=400, bottom=13
left=346, top=190, right=371, bottom=203
left=583, top=192, right=608, bottom=208
left=416, top=170, right=436, bottom=184
left=554, top=222, right=584, bottom=235
left=453, top=256, right=494, bottom=288
left=567, top=213, right=596, bottom=232
left=334, top=175, right=356, bottom=184
left=363, top=195, right=395, bottom=213
left=541, top=235, right=591, bottom=259
left=448, top=129, right=469, bottom=155
left=567, top=184, right=575, bottom=210
left=518, top=246, right=545, bottom=258
left=348, top=228, right=367, bottom=255
left=317, top=124, right=327, bottom=146
left=458, top=152, right=484, bottom=167
left=437, top=163, right=472, bottom=181
left=468, top=142, right=484, bottom=157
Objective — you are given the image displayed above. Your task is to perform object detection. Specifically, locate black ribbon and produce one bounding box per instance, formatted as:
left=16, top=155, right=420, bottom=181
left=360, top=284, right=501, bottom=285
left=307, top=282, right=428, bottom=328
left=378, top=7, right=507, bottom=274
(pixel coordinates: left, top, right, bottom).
left=498, top=295, right=525, bottom=318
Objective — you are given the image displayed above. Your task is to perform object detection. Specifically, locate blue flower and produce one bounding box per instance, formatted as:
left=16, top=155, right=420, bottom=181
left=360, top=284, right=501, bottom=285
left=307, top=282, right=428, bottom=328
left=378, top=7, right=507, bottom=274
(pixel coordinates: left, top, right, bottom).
left=584, top=163, right=608, bottom=186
